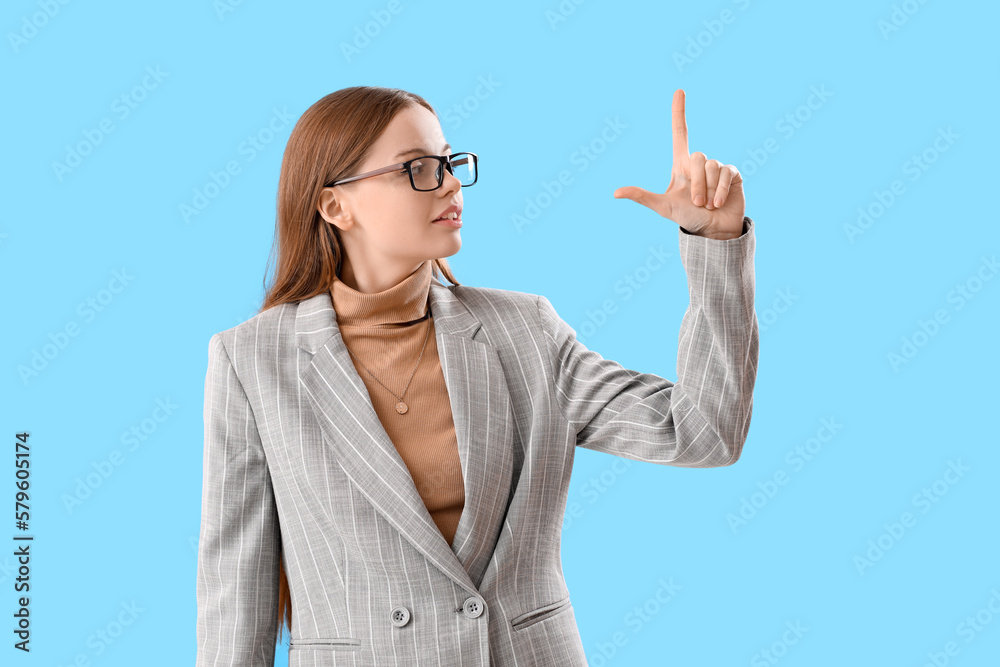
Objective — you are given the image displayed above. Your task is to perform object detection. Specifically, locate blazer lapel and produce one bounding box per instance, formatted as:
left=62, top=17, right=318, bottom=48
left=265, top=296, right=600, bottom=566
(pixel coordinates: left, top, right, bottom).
left=430, top=280, right=517, bottom=589
left=296, top=277, right=515, bottom=594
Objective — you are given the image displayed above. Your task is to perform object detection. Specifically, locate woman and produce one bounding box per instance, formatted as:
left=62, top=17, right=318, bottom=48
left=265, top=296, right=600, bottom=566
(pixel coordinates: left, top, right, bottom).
left=196, top=85, right=757, bottom=666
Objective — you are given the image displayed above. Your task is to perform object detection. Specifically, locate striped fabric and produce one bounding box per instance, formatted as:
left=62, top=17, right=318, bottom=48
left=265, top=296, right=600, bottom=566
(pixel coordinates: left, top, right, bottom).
left=196, top=217, right=759, bottom=666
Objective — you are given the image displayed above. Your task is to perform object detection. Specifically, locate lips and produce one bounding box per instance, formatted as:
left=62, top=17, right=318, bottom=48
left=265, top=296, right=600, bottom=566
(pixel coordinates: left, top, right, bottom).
left=433, top=204, right=462, bottom=221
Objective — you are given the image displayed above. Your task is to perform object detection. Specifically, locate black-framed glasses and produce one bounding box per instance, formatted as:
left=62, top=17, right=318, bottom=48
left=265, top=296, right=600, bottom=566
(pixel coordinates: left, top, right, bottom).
left=324, top=152, right=478, bottom=192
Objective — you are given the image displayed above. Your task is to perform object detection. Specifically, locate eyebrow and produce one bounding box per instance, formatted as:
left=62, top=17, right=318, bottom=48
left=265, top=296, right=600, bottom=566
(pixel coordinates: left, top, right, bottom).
left=394, top=143, right=451, bottom=160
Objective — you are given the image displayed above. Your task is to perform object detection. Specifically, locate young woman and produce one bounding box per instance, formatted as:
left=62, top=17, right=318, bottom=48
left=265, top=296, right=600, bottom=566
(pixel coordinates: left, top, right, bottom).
left=196, top=85, right=758, bottom=666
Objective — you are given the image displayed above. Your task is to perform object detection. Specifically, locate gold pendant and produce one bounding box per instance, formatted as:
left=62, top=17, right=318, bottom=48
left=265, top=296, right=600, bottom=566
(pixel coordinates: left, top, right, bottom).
left=395, top=401, right=408, bottom=414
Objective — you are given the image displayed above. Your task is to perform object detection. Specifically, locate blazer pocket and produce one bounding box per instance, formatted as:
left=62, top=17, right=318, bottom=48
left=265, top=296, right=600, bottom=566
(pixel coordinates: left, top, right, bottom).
left=289, top=637, right=362, bottom=651
left=510, top=596, right=572, bottom=632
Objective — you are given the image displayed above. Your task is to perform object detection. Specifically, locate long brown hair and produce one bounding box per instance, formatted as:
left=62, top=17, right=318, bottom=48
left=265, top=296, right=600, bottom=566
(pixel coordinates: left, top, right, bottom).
left=259, top=86, right=460, bottom=643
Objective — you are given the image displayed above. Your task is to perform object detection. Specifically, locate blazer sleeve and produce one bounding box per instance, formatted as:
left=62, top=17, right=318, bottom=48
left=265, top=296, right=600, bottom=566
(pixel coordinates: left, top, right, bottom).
left=536, top=216, right=758, bottom=468
left=196, top=333, right=281, bottom=666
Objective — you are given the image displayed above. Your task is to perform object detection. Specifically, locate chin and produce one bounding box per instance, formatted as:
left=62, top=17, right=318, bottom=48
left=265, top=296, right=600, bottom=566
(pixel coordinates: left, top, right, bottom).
left=437, top=235, right=462, bottom=258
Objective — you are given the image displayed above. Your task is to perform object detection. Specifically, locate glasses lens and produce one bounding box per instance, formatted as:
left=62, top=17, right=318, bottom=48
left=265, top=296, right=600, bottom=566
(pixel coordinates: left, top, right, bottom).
left=449, top=154, right=476, bottom=186
left=409, top=157, right=440, bottom=191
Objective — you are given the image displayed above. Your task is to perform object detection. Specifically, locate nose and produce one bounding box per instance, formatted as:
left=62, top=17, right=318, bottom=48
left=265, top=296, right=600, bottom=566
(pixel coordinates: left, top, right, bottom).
left=440, top=164, right=463, bottom=193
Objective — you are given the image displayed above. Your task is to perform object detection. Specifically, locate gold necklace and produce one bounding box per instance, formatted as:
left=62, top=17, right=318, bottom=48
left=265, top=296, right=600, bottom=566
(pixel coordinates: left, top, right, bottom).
left=345, top=308, right=432, bottom=415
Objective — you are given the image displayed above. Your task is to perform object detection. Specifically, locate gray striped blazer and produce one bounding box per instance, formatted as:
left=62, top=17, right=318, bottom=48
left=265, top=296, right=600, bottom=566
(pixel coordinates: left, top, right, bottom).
left=196, top=217, right=758, bottom=666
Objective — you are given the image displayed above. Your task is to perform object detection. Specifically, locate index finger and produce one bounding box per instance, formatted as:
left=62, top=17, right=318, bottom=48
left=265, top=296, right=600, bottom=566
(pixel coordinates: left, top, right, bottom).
left=671, top=88, right=689, bottom=167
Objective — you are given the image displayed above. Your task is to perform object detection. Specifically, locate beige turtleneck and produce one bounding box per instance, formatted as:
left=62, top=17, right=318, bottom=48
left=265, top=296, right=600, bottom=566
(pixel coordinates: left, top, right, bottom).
left=331, top=260, right=465, bottom=548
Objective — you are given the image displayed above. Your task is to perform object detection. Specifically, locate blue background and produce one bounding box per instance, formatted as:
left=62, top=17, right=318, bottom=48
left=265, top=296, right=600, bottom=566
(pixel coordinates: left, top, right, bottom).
left=3, top=0, right=998, bottom=664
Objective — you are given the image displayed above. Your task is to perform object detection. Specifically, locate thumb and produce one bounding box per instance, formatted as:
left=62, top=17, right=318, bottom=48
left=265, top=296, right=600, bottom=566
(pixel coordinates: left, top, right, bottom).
left=613, top=186, right=672, bottom=219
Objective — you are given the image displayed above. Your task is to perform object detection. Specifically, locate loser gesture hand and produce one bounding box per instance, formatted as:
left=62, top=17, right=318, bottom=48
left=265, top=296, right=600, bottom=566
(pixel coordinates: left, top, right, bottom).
left=614, top=89, right=746, bottom=240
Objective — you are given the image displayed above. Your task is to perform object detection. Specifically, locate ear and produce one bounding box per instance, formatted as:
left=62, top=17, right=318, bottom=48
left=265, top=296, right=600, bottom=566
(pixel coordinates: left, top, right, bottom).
left=317, top=187, right=352, bottom=231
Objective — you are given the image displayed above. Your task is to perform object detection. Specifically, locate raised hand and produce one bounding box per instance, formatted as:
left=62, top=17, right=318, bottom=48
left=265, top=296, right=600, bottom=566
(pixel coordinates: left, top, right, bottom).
left=614, top=89, right=746, bottom=240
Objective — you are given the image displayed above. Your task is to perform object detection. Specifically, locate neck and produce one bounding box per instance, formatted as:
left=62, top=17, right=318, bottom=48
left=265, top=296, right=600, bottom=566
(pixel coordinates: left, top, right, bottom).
left=338, top=255, right=429, bottom=294
left=332, top=259, right=433, bottom=327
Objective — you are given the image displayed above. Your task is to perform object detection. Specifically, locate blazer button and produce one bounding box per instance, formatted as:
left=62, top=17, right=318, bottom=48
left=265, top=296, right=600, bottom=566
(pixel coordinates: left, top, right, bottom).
left=462, top=596, right=485, bottom=619
left=390, top=606, right=411, bottom=627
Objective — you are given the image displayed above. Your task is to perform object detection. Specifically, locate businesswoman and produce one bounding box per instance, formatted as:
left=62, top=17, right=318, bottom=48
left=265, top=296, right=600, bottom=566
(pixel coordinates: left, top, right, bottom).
left=196, top=85, right=758, bottom=666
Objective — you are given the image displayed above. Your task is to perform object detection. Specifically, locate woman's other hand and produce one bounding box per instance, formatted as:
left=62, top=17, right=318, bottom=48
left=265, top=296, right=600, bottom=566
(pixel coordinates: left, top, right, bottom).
left=614, top=89, right=746, bottom=240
